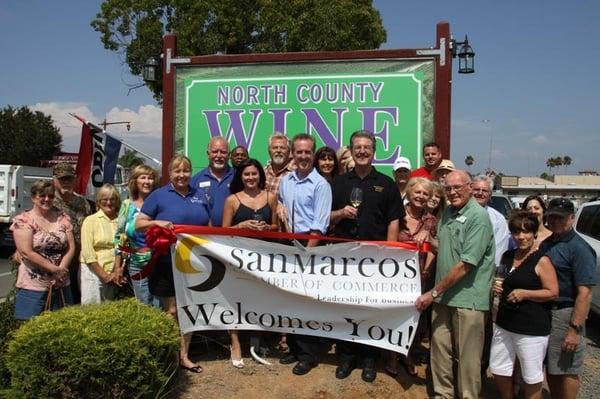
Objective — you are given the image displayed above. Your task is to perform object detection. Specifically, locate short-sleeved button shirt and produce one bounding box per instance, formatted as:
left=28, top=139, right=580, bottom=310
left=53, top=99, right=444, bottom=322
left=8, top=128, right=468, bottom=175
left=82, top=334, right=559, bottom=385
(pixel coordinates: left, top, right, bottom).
left=436, top=197, right=496, bottom=311
left=540, top=229, right=597, bottom=306
left=278, top=168, right=332, bottom=234
left=331, top=168, right=404, bottom=241
left=190, top=166, right=234, bottom=226
left=141, top=183, right=210, bottom=226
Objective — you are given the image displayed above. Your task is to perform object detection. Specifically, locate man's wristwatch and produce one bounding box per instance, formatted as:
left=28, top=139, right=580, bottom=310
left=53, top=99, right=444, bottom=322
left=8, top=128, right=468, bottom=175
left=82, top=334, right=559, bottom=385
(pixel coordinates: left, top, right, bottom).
left=569, top=322, right=583, bottom=334
left=431, top=289, right=440, bottom=299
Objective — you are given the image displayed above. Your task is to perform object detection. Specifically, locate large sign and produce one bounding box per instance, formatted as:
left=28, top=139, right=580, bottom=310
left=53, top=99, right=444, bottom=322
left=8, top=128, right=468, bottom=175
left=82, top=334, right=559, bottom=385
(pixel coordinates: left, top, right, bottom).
left=175, top=60, right=435, bottom=176
left=172, top=233, right=421, bottom=354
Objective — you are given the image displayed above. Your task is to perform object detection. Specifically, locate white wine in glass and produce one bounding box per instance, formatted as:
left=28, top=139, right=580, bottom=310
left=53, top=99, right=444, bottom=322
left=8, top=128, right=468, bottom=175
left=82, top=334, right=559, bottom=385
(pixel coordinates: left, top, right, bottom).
left=350, top=187, right=363, bottom=208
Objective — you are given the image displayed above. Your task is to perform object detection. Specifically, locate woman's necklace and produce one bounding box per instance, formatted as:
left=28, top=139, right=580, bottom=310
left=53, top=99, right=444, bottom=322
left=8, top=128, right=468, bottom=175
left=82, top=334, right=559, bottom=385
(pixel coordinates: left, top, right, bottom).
left=405, top=206, right=423, bottom=220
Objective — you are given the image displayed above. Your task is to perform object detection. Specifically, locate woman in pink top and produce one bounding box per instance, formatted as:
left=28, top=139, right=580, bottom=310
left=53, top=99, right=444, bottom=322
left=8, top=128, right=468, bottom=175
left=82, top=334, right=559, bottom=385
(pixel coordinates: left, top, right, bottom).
left=387, top=177, right=437, bottom=376
left=10, top=180, right=75, bottom=320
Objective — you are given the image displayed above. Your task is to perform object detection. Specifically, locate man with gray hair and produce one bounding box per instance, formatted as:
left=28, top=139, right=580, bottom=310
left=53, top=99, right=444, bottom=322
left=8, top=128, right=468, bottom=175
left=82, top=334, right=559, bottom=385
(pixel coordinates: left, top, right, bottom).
left=471, top=174, right=510, bottom=377
left=472, top=175, right=510, bottom=267
left=264, top=133, right=295, bottom=195
left=191, top=136, right=234, bottom=226
left=415, top=170, right=495, bottom=398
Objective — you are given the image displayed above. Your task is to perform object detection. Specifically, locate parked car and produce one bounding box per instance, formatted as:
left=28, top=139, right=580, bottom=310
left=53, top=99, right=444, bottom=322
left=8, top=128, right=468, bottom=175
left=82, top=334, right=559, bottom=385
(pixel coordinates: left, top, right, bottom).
left=489, top=192, right=514, bottom=219
left=573, top=200, right=600, bottom=315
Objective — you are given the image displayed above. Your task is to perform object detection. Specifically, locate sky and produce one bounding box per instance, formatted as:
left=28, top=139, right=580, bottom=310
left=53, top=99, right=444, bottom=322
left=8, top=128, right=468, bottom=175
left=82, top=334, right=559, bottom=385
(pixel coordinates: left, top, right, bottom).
left=1, top=0, right=599, bottom=176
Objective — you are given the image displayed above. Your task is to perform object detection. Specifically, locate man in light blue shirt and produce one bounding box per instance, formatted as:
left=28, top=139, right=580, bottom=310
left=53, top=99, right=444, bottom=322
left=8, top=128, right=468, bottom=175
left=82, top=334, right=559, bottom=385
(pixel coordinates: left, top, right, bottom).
left=277, top=133, right=332, bottom=375
left=278, top=133, right=331, bottom=246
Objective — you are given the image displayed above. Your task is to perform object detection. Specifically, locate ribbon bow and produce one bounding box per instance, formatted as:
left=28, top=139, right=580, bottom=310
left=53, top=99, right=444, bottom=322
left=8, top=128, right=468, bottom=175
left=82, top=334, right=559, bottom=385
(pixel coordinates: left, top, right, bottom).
left=146, top=226, right=177, bottom=255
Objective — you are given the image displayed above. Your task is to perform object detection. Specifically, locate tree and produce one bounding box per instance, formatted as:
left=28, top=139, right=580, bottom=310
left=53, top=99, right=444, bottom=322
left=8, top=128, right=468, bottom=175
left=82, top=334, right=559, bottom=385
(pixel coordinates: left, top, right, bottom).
left=546, top=156, right=562, bottom=175
left=91, top=0, right=387, bottom=100
left=562, top=155, right=572, bottom=173
left=464, top=155, right=474, bottom=170
left=0, top=106, right=62, bottom=166
left=118, top=149, right=144, bottom=168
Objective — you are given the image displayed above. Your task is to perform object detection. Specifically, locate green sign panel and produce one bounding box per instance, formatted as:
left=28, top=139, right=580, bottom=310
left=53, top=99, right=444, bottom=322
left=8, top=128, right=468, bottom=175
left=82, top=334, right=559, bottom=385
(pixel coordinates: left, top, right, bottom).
left=175, top=60, right=435, bottom=176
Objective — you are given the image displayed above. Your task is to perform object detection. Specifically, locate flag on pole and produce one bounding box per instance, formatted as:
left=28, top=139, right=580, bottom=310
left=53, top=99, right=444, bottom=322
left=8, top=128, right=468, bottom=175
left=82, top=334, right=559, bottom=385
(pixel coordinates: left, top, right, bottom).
left=72, top=116, right=122, bottom=195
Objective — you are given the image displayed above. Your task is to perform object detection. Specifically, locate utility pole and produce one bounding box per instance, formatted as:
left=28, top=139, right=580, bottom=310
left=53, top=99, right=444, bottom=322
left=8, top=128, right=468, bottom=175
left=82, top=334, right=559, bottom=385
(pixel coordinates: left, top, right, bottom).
left=100, top=118, right=131, bottom=131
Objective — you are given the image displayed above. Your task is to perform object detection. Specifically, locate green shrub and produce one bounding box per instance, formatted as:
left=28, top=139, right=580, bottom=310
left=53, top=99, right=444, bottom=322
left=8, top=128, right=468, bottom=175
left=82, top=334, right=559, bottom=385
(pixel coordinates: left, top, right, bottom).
left=0, top=255, right=18, bottom=392
left=0, top=296, right=18, bottom=391
left=5, top=298, right=180, bottom=399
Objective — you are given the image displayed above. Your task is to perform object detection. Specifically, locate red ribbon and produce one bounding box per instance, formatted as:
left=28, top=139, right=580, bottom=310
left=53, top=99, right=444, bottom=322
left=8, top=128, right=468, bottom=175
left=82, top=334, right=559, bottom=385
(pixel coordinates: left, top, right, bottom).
left=134, top=225, right=430, bottom=281
left=129, top=226, right=176, bottom=281
left=146, top=226, right=177, bottom=255
left=173, top=225, right=430, bottom=252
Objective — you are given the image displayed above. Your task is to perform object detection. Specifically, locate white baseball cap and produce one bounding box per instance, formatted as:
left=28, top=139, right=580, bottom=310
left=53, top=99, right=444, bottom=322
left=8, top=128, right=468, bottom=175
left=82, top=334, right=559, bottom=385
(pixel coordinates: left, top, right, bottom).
left=393, top=157, right=412, bottom=171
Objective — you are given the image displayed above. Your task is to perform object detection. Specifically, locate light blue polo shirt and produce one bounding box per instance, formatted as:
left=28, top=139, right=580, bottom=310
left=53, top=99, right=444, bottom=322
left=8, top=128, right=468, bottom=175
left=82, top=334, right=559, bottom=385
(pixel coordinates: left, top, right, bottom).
left=190, top=166, right=234, bottom=226
left=278, top=168, right=332, bottom=234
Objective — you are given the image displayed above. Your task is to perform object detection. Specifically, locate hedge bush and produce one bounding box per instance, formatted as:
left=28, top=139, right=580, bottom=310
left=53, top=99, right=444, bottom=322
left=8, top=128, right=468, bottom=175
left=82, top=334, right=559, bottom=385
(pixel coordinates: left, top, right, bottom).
left=5, top=298, right=180, bottom=399
left=0, top=255, right=18, bottom=392
left=0, top=295, right=18, bottom=391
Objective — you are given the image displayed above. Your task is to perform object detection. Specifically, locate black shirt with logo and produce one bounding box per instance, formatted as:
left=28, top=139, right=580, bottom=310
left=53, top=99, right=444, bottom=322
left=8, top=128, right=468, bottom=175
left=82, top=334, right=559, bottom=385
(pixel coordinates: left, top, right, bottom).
left=331, top=168, right=404, bottom=241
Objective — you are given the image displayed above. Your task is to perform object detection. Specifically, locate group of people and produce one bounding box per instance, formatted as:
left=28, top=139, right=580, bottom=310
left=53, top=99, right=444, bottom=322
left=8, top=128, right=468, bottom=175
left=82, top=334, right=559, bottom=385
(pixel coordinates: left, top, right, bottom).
left=9, top=130, right=597, bottom=399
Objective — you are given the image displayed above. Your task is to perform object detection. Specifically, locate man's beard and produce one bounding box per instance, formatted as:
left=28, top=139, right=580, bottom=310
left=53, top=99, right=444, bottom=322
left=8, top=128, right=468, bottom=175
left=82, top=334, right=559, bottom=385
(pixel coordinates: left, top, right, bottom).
left=271, top=155, right=287, bottom=166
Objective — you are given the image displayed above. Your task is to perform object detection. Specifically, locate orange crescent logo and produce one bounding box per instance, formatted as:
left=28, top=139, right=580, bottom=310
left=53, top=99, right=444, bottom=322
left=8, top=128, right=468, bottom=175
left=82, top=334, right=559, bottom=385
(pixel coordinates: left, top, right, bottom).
left=174, top=235, right=208, bottom=274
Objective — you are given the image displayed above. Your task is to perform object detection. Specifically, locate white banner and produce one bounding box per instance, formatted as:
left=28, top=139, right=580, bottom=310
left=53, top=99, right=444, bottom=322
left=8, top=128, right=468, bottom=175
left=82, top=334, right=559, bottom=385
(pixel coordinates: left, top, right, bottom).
left=172, top=234, right=421, bottom=354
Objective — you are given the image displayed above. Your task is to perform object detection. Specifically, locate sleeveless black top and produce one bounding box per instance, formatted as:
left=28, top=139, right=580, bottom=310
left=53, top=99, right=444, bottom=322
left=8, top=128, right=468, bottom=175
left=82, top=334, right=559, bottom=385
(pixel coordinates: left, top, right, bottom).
left=231, top=193, right=272, bottom=226
left=496, top=249, right=553, bottom=336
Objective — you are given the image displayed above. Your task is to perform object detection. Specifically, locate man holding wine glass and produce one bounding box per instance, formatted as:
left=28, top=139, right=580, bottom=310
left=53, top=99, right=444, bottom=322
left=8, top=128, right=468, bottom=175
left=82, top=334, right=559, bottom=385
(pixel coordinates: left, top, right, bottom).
left=330, top=130, right=405, bottom=382
left=277, top=133, right=332, bottom=376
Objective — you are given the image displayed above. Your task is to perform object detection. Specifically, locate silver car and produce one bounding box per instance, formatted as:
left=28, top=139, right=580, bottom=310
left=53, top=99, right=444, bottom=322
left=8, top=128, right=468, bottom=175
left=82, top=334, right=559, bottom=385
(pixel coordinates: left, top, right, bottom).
left=573, top=200, right=600, bottom=315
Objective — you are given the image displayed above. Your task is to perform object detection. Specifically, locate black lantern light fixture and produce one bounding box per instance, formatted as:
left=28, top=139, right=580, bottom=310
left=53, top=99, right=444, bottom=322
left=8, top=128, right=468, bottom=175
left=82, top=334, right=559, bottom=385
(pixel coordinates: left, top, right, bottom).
left=143, top=57, right=160, bottom=82
left=451, top=35, right=475, bottom=74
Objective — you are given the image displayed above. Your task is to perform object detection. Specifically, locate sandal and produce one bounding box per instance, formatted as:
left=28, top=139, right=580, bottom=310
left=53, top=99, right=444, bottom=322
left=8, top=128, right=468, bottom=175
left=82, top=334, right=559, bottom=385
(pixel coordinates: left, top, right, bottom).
left=180, top=364, right=203, bottom=373
left=230, top=345, right=244, bottom=369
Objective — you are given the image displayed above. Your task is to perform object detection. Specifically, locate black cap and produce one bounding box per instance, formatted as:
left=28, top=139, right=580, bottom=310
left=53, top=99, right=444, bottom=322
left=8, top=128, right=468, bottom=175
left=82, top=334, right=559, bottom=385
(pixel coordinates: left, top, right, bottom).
left=546, top=198, right=575, bottom=216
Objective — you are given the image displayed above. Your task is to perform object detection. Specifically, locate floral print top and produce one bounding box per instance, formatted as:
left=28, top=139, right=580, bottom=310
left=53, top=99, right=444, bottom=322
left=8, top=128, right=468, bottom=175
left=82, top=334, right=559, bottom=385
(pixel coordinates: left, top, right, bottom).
left=10, top=210, right=72, bottom=291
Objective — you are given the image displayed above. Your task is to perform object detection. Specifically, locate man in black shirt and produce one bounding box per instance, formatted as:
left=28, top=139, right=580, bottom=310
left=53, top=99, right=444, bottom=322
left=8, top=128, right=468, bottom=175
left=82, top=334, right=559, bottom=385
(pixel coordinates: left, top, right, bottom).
left=330, top=130, right=404, bottom=382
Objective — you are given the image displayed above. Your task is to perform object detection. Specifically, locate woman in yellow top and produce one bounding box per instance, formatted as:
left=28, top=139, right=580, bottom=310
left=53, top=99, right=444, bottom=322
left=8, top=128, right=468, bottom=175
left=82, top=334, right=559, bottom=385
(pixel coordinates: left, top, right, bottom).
left=80, top=184, right=121, bottom=304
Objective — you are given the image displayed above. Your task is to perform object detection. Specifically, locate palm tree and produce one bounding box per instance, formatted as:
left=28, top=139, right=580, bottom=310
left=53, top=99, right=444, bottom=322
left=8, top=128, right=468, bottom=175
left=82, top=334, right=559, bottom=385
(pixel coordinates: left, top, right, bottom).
left=562, top=155, right=572, bottom=173
left=546, top=158, right=555, bottom=174
left=554, top=156, right=563, bottom=174
left=465, top=155, right=474, bottom=170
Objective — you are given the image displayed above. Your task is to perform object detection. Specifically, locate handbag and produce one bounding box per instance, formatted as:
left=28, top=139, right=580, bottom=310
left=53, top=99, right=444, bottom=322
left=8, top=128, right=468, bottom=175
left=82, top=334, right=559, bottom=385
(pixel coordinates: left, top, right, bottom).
left=44, top=284, right=66, bottom=311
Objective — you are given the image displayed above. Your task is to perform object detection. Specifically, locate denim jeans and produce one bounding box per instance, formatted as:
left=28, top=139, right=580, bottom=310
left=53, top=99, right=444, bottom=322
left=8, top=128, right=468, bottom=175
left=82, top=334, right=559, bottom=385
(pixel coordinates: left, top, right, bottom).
left=128, top=264, right=160, bottom=308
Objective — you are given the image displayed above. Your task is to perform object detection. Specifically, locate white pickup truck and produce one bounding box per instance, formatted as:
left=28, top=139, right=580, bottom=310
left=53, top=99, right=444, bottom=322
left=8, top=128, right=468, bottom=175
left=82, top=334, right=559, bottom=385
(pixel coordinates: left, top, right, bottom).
left=0, top=165, right=53, bottom=246
left=0, top=164, right=128, bottom=247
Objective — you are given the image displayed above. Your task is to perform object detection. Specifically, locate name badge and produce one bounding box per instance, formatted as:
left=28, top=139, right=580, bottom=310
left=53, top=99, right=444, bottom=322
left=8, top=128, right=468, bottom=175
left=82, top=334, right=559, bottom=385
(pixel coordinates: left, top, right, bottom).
left=456, top=215, right=467, bottom=223
left=373, top=185, right=384, bottom=192
left=198, top=181, right=211, bottom=188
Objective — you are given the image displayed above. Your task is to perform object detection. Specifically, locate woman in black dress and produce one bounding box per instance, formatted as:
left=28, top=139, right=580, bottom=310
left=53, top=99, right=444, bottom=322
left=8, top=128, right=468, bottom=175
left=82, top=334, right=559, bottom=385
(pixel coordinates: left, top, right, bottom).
left=222, top=158, right=279, bottom=367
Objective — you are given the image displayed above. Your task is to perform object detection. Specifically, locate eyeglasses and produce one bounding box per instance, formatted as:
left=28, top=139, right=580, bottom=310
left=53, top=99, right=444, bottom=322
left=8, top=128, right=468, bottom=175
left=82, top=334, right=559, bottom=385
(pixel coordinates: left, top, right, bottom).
left=472, top=188, right=490, bottom=194
left=443, top=183, right=469, bottom=193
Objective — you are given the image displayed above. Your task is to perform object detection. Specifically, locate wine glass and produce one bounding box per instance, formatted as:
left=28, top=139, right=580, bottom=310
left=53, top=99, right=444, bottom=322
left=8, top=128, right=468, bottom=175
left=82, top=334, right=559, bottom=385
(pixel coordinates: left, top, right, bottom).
left=350, top=187, right=363, bottom=209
